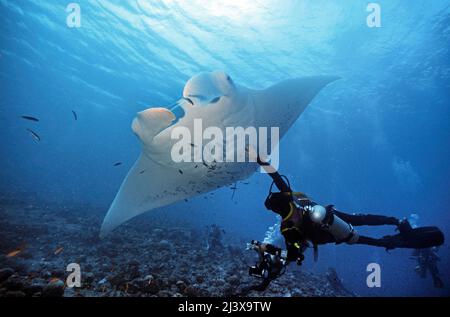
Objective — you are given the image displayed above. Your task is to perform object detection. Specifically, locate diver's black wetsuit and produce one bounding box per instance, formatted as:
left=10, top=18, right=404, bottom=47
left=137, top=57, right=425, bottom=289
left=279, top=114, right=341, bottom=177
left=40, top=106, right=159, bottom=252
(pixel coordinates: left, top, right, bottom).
left=333, top=211, right=400, bottom=247
left=242, top=160, right=444, bottom=294
left=262, top=162, right=401, bottom=251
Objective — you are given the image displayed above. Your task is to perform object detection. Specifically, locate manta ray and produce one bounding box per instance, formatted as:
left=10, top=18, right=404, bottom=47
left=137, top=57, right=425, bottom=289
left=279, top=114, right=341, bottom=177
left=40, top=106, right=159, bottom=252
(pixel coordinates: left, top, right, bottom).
left=100, top=71, right=338, bottom=236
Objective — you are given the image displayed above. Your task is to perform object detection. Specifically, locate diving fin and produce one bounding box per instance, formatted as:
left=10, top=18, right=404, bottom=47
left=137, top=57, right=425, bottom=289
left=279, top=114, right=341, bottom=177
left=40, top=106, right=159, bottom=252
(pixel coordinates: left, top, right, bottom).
left=382, top=226, right=444, bottom=250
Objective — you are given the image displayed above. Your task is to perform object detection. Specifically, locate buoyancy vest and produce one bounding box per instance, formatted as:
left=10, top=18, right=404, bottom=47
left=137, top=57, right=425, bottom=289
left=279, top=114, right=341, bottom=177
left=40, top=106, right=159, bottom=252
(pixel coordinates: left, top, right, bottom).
left=280, top=192, right=336, bottom=256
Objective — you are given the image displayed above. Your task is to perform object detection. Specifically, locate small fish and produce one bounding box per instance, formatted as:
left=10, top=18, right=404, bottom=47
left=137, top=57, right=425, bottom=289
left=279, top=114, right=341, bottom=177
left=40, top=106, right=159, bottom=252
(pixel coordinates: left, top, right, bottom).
left=194, top=165, right=198, bottom=168
left=71, top=110, right=78, bottom=121
left=113, top=162, right=122, bottom=167
left=6, top=249, right=22, bottom=258
left=21, top=115, right=39, bottom=122
left=190, top=143, right=196, bottom=147
left=49, top=277, right=60, bottom=284
left=26, top=129, right=41, bottom=142
left=54, top=247, right=64, bottom=255
left=139, top=170, right=146, bottom=174
left=184, top=199, right=188, bottom=202
left=178, top=169, right=183, bottom=174
left=231, top=182, right=238, bottom=200
left=202, top=161, right=216, bottom=170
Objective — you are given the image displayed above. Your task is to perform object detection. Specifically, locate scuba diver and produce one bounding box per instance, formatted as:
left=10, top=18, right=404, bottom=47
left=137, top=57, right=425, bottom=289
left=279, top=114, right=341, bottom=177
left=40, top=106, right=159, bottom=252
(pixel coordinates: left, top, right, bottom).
left=245, top=157, right=445, bottom=289
left=206, top=224, right=226, bottom=251
left=411, top=247, right=444, bottom=288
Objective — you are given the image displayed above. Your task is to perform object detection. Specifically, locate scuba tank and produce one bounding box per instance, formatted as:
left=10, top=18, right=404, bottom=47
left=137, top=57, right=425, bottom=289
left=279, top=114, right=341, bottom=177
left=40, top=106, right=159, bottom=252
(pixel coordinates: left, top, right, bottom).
left=305, top=204, right=359, bottom=244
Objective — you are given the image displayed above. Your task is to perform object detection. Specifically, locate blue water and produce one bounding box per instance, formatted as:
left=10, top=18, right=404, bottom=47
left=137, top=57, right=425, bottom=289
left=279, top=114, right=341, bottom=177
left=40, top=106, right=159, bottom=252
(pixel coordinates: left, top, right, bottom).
left=1, top=0, right=449, bottom=296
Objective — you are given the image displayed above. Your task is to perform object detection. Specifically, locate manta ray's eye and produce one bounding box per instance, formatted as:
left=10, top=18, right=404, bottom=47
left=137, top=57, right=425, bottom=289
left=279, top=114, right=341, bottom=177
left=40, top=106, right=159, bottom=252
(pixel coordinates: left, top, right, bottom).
left=226, top=75, right=234, bottom=85
left=188, top=94, right=207, bottom=102
left=210, top=96, right=221, bottom=103
left=183, top=97, right=194, bottom=105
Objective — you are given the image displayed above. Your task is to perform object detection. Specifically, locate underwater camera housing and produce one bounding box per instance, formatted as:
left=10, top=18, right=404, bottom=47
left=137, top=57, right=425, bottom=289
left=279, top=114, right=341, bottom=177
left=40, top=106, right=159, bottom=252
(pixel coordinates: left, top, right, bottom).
left=247, top=240, right=286, bottom=280
left=249, top=255, right=271, bottom=279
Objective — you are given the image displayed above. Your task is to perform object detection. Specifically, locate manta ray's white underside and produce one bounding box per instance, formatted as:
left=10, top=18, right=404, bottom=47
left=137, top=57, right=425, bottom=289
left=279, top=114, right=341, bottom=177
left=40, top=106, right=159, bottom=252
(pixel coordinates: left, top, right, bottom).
left=100, top=71, right=338, bottom=236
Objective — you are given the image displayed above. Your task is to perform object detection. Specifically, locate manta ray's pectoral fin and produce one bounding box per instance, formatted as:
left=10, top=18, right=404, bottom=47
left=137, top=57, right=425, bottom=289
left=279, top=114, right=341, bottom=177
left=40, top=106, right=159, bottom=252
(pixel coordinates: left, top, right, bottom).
left=100, top=153, right=190, bottom=237
left=132, top=108, right=176, bottom=145
left=253, top=75, right=341, bottom=135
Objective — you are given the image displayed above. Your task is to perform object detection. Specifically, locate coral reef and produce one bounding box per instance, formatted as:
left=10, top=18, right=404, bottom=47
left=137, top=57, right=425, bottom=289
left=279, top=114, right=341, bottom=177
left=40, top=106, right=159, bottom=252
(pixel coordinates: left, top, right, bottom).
left=0, top=194, right=352, bottom=297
